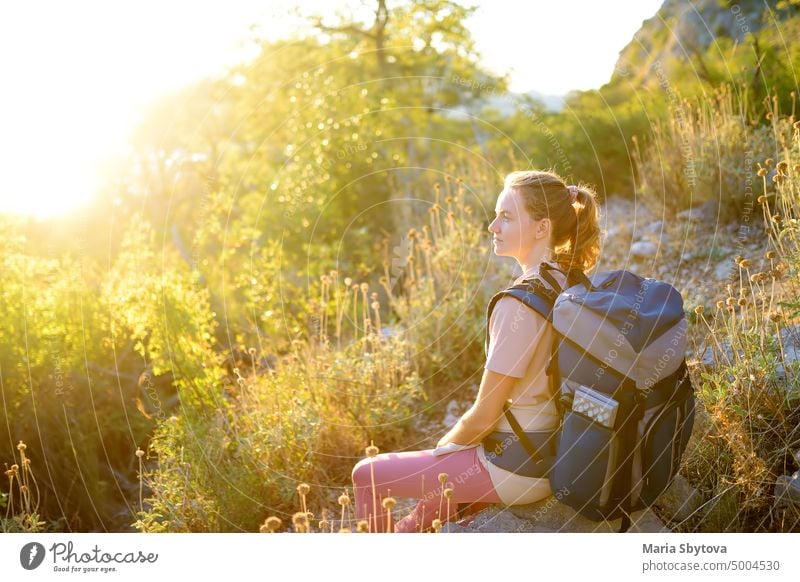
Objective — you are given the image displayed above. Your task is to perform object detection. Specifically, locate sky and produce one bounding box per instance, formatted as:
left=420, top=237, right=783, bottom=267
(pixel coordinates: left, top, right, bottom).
left=0, top=0, right=664, bottom=219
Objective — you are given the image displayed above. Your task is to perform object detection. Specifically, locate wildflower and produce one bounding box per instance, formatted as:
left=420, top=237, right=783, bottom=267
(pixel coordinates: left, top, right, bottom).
left=737, top=298, right=747, bottom=307
left=360, top=283, right=369, bottom=293
left=263, top=516, right=281, bottom=532
left=371, top=301, right=380, bottom=310
left=344, top=277, right=352, bottom=286
left=437, top=473, right=448, bottom=485
left=757, top=167, right=768, bottom=177
left=338, top=492, right=351, bottom=507
left=292, top=512, right=308, bottom=526
left=366, top=443, right=379, bottom=458
left=319, top=519, right=330, bottom=531
left=17, top=441, right=26, bottom=452
left=135, top=448, right=145, bottom=458
left=726, top=297, right=736, bottom=307
left=766, top=250, right=777, bottom=260
left=772, top=174, right=785, bottom=185
left=443, top=487, right=454, bottom=499
left=739, top=259, right=752, bottom=268
left=734, top=255, right=744, bottom=265
left=248, top=347, right=256, bottom=356
left=765, top=158, right=774, bottom=167
left=770, top=311, right=784, bottom=322
left=716, top=300, right=724, bottom=310
left=297, top=483, right=310, bottom=496
left=693, top=305, right=704, bottom=315
left=757, top=195, right=768, bottom=204
left=382, top=497, right=397, bottom=510
left=777, top=161, right=789, bottom=174
left=432, top=519, right=443, bottom=532
left=357, top=520, right=369, bottom=532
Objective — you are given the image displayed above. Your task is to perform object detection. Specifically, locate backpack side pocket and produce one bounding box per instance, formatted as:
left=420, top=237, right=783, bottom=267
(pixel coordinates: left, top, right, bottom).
left=550, top=410, right=619, bottom=519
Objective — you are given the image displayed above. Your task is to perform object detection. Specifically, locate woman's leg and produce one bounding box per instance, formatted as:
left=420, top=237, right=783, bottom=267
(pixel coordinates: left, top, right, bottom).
left=351, top=447, right=501, bottom=533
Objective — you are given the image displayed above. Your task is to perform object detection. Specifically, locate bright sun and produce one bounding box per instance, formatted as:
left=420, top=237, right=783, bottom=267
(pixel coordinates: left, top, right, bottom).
left=0, top=0, right=272, bottom=220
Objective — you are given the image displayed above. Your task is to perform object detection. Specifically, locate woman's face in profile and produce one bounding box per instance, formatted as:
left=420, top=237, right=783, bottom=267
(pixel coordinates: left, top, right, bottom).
left=487, top=188, right=537, bottom=260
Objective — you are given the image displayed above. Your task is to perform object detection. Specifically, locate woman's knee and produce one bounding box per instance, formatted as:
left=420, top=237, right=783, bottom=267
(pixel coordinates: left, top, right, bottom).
left=351, top=455, right=379, bottom=485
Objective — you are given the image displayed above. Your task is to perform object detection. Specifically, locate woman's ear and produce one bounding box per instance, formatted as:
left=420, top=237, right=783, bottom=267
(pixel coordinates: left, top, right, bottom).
left=535, top=218, right=551, bottom=240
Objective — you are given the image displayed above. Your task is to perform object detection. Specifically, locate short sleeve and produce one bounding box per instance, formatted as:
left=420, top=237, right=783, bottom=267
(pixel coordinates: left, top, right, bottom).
left=484, top=295, right=547, bottom=378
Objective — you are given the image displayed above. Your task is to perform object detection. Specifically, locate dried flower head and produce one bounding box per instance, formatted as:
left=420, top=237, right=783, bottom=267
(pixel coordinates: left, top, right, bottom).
left=437, top=473, right=448, bottom=485
left=360, top=283, right=369, bottom=293
left=344, top=277, right=352, bottom=286
left=766, top=250, right=777, bottom=260
left=737, top=298, right=747, bottom=307
left=357, top=520, right=369, bottom=532
left=777, top=161, right=789, bottom=174
left=338, top=527, right=352, bottom=533
left=693, top=305, right=704, bottom=315
left=443, top=487, right=454, bottom=499
left=757, top=168, right=768, bottom=177
left=16, top=441, right=26, bottom=452
left=338, top=492, right=351, bottom=507
left=297, top=483, right=310, bottom=496
left=739, top=259, right=752, bottom=269
left=135, top=448, right=145, bottom=458
left=432, top=519, right=442, bottom=532
left=366, top=443, right=379, bottom=458
left=382, top=497, right=397, bottom=510
left=292, top=511, right=309, bottom=526
left=765, top=158, right=774, bottom=167
left=716, top=300, right=724, bottom=310
left=318, top=519, right=330, bottom=531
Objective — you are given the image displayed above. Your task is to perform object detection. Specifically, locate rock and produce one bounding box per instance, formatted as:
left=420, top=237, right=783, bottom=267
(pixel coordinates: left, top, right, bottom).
left=630, top=241, right=659, bottom=258
left=441, top=497, right=669, bottom=533
left=653, top=475, right=703, bottom=522
left=774, top=471, right=800, bottom=509
left=714, top=260, right=735, bottom=281
left=677, top=201, right=716, bottom=223
left=442, top=400, right=461, bottom=428
left=440, top=522, right=474, bottom=533
left=643, top=220, right=664, bottom=235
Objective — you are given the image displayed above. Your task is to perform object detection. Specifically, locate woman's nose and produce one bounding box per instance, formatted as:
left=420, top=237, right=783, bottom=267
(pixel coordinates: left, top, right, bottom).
left=487, top=218, right=498, bottom=232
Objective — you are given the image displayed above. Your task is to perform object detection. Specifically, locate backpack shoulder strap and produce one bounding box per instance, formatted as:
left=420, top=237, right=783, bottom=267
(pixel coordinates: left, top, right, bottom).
left=484, top=277, right=558, bottom=357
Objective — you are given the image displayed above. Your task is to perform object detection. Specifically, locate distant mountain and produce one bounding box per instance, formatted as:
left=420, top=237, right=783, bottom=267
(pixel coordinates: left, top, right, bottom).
left=610, top=0, right=789, bottom=87
left=480, top=90, right=564, bottom=115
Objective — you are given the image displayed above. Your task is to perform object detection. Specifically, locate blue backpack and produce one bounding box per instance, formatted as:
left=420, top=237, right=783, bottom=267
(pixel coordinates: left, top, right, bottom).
left=483, top=263, right=695, bottom=532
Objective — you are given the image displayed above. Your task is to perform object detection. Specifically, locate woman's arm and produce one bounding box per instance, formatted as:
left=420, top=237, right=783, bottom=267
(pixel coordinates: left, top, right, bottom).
left=436, top=368, right=518, bottom=447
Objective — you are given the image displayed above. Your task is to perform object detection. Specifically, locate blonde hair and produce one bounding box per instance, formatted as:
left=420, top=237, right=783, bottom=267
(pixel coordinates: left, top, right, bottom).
left=504, top=170, right=601, bottom=273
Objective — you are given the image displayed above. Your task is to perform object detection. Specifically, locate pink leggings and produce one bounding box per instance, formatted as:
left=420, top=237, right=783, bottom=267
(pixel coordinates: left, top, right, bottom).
left=351, top=447, right=502, bottom=533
